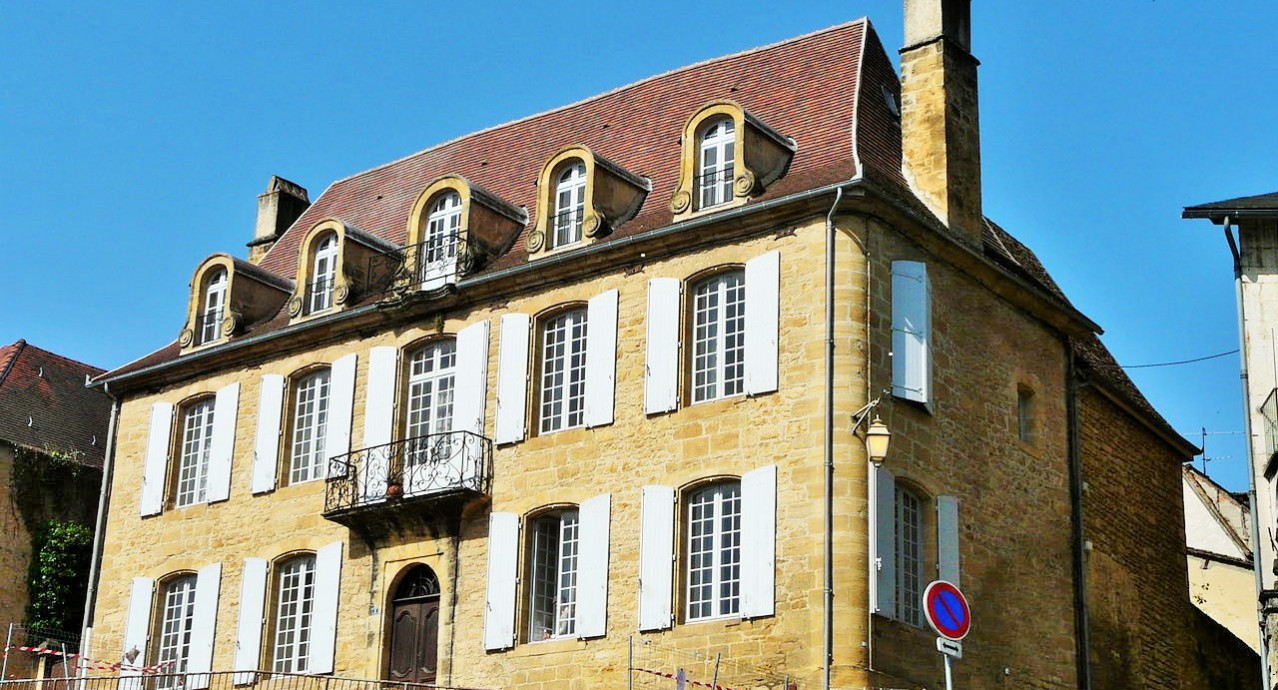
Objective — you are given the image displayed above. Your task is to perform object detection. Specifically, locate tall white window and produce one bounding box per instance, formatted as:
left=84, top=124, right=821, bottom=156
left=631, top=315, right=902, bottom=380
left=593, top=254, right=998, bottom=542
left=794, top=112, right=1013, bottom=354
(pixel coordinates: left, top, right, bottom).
left=698, top=118, right=735, bottom=210
left=691, top=271, right=746, bottom=403
left=539, top=308, right=588, bottom=433
left=199, top=269, right=228, bottom=345
left=686, top=481, right=741, bottom=621
left=308, top=234, right=338, bottom=315
left=405, top=340, right=457, bottom=440
left=273, top=555, right=317, bottom=674
left=529, top=510, right=580, bottom=640
left=289, top=369, right=331, bottom=485
left=551, top=163, right=586, bottom=249
left=895, top=487, right=923, bottom=626
left=154, top=575, right=197, bottom=686
left=423, top=192, right=461, bottom=282
left=176, top=398, right=216, bottom=507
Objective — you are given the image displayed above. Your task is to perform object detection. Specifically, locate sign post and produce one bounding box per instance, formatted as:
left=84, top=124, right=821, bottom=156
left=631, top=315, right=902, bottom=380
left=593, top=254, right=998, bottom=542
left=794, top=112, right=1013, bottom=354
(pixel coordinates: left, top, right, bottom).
left=923, top=580, right=971, bottom=690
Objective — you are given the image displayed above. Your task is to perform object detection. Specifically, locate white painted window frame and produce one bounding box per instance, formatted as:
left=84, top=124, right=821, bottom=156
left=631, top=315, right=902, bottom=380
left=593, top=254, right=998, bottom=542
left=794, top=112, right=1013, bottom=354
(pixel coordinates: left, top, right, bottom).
left=894, top=486, right=925, bottom=626
left=272, top=555, right=317, bottom=674
left=539, top=308, right=588, bottom=433
left=685, top=481, right=742, bottom=621
left=154, top=575, right=198, bottom=685
left=199, top=269, right=227, bottom=345
left=529, top=509, right=580, bottom=641
left=175, top=398, right=216, bottom=508
left=551, top=163, right=586, bottom=249
left=691, top=270, right=746, bottom=403
left=288, top=369, right=331, bottom=485
left=423, top=192, right=462, bottom=285
left=698, top=118, right=736, bottom=210
left=308, top=234, right=339, bottom=315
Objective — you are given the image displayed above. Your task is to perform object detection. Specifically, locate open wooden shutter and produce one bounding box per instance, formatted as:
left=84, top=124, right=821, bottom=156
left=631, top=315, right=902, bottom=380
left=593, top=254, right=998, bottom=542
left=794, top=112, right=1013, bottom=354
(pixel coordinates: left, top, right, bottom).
left=585, top=290, right=619, bottom=428
left=252, top=375, right=285, bottom=494
left=233, top=558, right=268, bottom=685
left=638, top=485, right=675, bottom=631
left=187, top=562, right=222, bottom=689
left=495, top=315, right=530, bottom=445
left=937, top=495, right=960, bottom=586
left=362, top=347, right=399, bottom=499
left=140, top=403, right=173, bottom=516
left=310, top=541, right=343, bottom=674
left=740, top=464, right=777, bottom=618
left=873, top=466, right=896, bottom=615
left=326, top=353, right=358, bottom=478
left=576, top=493, right=612, bottom=638
left=453, top=320, right=491, bottom=436
left=484, top=512, right=519, bottom=650
left=207, top=383, right=240, bottom=503
left=744, top=250, right=780, bottom=396
left=645, top=278, right=681, bottom=414
left=891, top=260, right=931, bottom=405
left=118, top=576, right=154, bottom=690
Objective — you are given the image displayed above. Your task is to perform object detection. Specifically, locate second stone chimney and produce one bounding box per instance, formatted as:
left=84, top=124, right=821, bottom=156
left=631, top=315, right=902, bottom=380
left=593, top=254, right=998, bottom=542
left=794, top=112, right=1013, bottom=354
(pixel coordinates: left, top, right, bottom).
left=248, top=176, right=310, bottom=264
left=900, top=0, right=983, bottom=246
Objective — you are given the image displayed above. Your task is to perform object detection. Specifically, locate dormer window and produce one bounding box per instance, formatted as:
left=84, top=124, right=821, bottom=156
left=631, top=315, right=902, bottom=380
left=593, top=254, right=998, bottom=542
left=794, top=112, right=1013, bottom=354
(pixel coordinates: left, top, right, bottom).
left=698, top=118, right=736, bottom=210
left=552, top=163, right=587, bottom=249
left=423, top=192, right=462, bottom=287
left=199, top=269, right=227, bottom=345
left=307, top=233, right=338, bottom=314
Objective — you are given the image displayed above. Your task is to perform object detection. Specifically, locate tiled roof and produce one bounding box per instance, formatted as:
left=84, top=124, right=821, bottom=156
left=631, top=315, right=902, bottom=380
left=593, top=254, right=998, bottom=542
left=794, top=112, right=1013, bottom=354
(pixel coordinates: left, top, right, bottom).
left=0, top=340, right=111, bottom=468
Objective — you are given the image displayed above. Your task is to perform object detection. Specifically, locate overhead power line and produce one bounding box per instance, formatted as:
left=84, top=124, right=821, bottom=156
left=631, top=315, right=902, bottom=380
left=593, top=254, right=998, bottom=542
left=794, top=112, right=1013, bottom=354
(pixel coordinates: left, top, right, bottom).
left=1121, top=349, right=1239, bottom=369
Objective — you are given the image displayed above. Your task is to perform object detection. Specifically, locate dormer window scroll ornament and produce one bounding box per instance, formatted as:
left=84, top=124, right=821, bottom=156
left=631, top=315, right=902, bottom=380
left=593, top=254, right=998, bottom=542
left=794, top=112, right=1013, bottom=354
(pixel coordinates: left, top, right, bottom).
left=179, top=255, right=292, bottom=352
left=526, top=146, right=650, bottom=259
left=288, top=219, right=399, bottom=321
left=670, top=100, right=795, bottom=220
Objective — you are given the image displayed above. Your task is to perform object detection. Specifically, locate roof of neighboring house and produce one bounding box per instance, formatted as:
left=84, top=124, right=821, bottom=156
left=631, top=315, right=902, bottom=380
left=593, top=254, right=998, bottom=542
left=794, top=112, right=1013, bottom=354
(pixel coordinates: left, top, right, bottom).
left=1183, top=464, right=1252, bottom=563
left=1183, top=190, right=1278, bottom=221
left=0, top=340, right=111, bottom=468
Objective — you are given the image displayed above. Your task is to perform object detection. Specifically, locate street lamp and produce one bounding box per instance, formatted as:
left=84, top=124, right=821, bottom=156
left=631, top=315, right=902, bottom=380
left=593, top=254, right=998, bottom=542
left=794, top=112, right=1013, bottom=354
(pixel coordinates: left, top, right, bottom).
left=864, top=415, right=891, bottom=465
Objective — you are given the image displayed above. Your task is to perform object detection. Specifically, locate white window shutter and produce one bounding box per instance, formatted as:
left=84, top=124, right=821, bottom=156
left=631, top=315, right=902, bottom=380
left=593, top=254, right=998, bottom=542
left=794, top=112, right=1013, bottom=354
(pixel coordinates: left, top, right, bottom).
left=576, top=493, right=612, bottom=638
left=361, top=347, right=399, bottom=499
left=453, top=320, right=491, bottom=436
left=891, top=261, right=931, bottom=405
left=233, top=558, right=268, bottom=685
left=873, top=466, right=896, bottom=615
left=206, top=383, right=240, bottom=503
left=140, top=403, right=173, bottom=516
left=186, top=562, right=222, bottom=689
left=937, top=495, right=960, bottom=586
left=638, top=485, right=675, bottom=631
left=252, top=375, right=285, bottom=495
left=326, top=353, right=358, bottom=478
left=585, top=290, right=619, bottom=428
left=495, top=314, right=530, bottom=445
left=744, top=250, right=780, bottom=396
left=118, top=576, right=154, bottom=690
left=484, top=512, right=520, bottom=650
left=310, top=541, right=344, bottom=674
left=740, top=464, right=777, bottom=618
left=645, top=278, right=681, bottom=414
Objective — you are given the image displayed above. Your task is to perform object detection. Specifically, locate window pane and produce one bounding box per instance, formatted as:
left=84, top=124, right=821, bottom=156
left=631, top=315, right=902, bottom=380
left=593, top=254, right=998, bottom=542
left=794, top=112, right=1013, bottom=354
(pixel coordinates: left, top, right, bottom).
left=155, top=575, right=197, bottom=688
left=529, top=509, right=579, bottom=640
left=289, top=370, right=331, bottom=484
left=896, top=489, right=923, bottom=625
left=540, top=309, right=588, bottom=433
left=177, top=399, right=216, bottom=507
left=686, top=481, right=741, bottom=621
left=273, top=556, right=317, bottom=673
left=692, top=271, right=745, bottom=403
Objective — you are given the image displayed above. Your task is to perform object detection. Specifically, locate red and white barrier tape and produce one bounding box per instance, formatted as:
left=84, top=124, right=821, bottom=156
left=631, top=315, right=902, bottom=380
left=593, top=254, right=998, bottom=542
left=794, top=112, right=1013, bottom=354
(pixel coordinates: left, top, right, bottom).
left=4, top=646, right=177, bottom=674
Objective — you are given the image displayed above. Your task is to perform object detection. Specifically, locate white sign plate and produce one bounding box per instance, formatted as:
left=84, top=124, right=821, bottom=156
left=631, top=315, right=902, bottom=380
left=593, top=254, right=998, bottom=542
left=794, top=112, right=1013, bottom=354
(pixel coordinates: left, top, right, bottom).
left=937, top=637, right=963, bottom=659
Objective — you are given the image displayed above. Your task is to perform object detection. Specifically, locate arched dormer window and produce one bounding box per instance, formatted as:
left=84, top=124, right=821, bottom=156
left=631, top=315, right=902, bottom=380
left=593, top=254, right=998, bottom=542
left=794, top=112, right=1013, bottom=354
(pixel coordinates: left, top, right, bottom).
left=671, top=100, right=795, bottom=220
left=423, top=192, right=462, bottom=287
left=527, top=146, right=649, bottom=260
left=401, top=176, right=524, bottom=294
left=307, top=233, right=339, bottom=315
left=199, top=269, right=228, bottom=345
left=180, top=254, right=292, bottom=352
left=290, top=218, right=397, bottom=320
left=551, top=163, right=587, bottom=249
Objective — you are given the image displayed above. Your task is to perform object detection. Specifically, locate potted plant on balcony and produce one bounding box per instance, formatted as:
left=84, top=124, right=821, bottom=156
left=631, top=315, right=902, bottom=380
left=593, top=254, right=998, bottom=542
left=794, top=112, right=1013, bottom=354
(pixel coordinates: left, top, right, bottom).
left=386, top=480, right=404, bottom=499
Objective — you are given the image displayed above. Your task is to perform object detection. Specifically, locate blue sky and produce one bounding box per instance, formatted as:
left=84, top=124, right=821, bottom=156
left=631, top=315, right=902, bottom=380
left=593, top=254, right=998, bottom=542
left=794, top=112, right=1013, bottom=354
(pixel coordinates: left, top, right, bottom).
left=2, top=2, right=1275, bottom=491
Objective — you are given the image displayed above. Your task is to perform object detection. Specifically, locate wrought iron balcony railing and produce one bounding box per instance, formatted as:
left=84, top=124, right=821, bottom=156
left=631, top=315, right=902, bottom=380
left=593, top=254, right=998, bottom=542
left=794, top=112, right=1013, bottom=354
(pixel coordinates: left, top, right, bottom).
left=695, top=164, right=736, bottom=209
left=303, top=276, right=337, bottom=315
left=549, top=207, right=584, bottom=247
left=323, top=430, right=492, bottom=517
left=367, top=233, right=476, bottom=299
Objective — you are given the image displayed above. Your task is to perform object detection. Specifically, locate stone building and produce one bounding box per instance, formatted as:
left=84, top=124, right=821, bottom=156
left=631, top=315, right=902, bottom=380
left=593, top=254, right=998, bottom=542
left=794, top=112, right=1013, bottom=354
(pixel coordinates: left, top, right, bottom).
left=1182, top=464, right=1256, bottom=651
left=83, top=2, right=1254, bottom=689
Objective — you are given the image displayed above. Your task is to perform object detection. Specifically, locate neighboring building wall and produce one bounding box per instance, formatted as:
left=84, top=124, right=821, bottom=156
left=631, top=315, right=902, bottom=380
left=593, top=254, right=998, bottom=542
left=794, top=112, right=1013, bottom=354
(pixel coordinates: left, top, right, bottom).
left=1187, top=554, right=1258, bottom=652
left=0, top=444, right=30, bottom=634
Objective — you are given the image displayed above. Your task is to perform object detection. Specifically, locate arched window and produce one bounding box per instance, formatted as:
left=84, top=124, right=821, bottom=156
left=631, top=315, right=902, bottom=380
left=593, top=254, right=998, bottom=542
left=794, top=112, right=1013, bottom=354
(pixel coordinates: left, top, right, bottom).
left=551, top=163, right=587, bottom=249
left=308, top=233, right=339, bottom=314
left=422, top=192, right=462, bottom=284
left=175, top=397, right=216, bottom=507
left=539, top=308, right=588, bottom=433
left=405, top=340, right=457, bottom=440
left=154, top=574, right=198, bottom=686
left=289, top=368, right=331, bottom=485
left=697, top=118, right=735, bottom=210
left=685, top=481, right=741, bottom=621
left=690, top=270, right=746, bottom=403
left=199, top=269, right=228, bottom=345
left=529, top=509, right=580, bottom=640
left=388, top=565, right=440, bottom=684
left=272, top=554, right=317, bottom=673
left=894, top=486, right=924, bottom=626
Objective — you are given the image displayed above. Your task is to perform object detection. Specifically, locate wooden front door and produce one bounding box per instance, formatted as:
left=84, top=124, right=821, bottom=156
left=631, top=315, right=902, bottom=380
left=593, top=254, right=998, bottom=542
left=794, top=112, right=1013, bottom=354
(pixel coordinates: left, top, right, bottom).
left=388, top=566, right=441, bottom=684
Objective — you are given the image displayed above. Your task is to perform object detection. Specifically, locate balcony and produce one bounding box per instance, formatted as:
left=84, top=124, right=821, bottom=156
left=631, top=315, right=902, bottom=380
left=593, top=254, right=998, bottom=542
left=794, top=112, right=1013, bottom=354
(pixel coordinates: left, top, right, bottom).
left=368, top=234, right=479, bottom=301
left=323, top=431, right=492, bottom=533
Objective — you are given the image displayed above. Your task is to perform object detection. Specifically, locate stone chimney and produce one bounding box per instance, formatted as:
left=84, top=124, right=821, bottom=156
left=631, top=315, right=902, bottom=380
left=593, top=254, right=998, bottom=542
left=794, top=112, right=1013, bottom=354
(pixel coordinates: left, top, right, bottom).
left=900, top=0, right=983, bottom=246
left=247, top=176, right=310, bottom=264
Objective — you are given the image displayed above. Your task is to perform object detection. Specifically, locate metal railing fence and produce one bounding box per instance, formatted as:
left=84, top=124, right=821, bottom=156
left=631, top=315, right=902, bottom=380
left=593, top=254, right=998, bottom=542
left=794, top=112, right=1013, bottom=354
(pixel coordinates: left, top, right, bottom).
left=0, top=670, right=488, bottom=690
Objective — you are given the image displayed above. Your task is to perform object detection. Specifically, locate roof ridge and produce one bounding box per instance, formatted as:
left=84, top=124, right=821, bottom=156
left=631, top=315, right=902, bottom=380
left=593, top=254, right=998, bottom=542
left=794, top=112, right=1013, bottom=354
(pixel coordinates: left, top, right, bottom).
left=16, top=341, right=106, bottom=375
left=0, top=340, right=28, bottom=387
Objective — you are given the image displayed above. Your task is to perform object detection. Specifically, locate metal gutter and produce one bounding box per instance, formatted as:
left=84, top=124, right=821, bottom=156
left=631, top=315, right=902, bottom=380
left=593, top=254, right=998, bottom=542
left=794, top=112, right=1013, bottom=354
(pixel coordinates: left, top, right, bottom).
left=1065, top=344, right=1093, bottom=690
left=79, top=388, right=120, bottom=658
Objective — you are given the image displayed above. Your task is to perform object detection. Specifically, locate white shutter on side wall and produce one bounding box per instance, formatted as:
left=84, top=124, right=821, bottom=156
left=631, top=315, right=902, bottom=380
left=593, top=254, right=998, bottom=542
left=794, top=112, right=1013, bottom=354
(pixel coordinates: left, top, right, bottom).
left=937, top=495, right=960, bottom=586
left=645, top=278, right=681, bottom=414
left=576, top=493, right=612, bottom=638
left=495, top=314, right=530, bottom=445
left=186, top=562, right=222, bottom=689
left=638, top=485, right=675, bottom=631
left=891, top=260, right=931, bottom=405
left=361, top=347, right=399, bottom=499
left=740, top=464, right=777, bottom=618
left=252, top=375, right=285, bottom=494
left=585, top=290, right=619, bottom=428
left=118, top=576, right=154, bottom=690
left=484, top=512, right=520, bottom=650
left=326, top=353, right=358, bottom=478
left=453, top=320, right=491, bottom=436
left=309, top=541, right=344, bottom=674
left=744, top=250, right=780, bottom=396
left=206, top=383, right=240, bottom=503
left=140, top=403, right=173, bottom=516
left=873, top=466, right=896, bottom=615
left=233, top=558, right=268, bottom=685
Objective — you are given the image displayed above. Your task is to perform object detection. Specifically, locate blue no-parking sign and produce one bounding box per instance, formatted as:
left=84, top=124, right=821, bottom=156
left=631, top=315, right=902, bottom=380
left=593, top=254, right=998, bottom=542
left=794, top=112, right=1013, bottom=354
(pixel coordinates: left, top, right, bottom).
left=923, top=580, right=971, bottom=641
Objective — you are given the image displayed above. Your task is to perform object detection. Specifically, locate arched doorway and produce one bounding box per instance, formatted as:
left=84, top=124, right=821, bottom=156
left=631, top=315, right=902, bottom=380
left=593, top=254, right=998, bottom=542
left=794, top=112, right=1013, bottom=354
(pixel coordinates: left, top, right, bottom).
left=387, top=565, right=440, bottom=683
